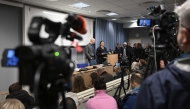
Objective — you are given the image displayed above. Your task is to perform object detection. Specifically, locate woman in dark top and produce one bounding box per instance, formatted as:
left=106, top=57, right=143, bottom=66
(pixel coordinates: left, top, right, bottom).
left=96, top=41, right=107, bottom=64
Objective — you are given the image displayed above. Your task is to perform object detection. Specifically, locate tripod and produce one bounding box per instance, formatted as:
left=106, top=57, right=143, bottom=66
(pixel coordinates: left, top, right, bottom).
left=144, top=49, right=168, bottom=79
left=114, top=67, right=130, bottom=98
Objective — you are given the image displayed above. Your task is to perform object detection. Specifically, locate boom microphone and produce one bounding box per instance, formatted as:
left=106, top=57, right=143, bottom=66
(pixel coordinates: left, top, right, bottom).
left=67, top=14, right=87, bottom=34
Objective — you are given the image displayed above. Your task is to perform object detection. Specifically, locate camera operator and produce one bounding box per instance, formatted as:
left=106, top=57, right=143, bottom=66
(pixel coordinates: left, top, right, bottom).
left=133, top=1, right=190, bottom=109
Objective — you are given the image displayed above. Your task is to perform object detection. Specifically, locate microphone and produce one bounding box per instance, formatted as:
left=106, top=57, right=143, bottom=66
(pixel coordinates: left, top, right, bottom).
left=67, top=14, right=87, bottom=34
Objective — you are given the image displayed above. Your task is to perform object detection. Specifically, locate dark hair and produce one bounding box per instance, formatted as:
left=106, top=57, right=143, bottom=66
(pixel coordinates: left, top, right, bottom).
left=131, top=73, right=143, bottom=85
left=117, top=43, right=120, bottom=45
left=100, top=41, right=104, bottom=46
left=59, top=97, right=76, bottom=109
left=72, top=76, right=86, bottom=93
left=139, top=59, right=146, bottom=66
left=90, top=72, right=98, bottom=86
left=94, top=78, right=106, bottom=90
left=8, top=82, right=22, bottom=93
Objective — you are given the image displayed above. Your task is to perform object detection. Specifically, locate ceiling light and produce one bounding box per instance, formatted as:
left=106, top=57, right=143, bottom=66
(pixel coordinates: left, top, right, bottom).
left=106, top=12, right=118, bottom=16
left=112, top=19, right=117, bottom=20
left=89, top=11, right=91, bottom=12
left=69, top=2, right=90, bottom=8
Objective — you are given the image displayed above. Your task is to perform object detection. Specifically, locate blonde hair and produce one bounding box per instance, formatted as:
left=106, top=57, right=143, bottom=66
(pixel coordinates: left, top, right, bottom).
left=114, top=66, right=121, bottom=73
left=0, top=99, right=25, bottom=109
left=131, top=62, right=139, bottom=70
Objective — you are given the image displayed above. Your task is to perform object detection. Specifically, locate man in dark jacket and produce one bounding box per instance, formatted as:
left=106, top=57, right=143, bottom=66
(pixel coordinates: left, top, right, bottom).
left=85, top=38, right=96, bottom=65
left=97, top=66, right=114, bottom=83
left=122, top=73, right=142, bottom=109
left=133, top=1, right=190, bottom=109
left=6, top=82, right=34, bottom=109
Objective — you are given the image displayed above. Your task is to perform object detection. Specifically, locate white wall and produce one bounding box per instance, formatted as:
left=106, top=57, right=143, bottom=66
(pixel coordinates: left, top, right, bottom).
left=128, top=28, right=152, bottom=48
left=0, top=4, right=22, bottom=92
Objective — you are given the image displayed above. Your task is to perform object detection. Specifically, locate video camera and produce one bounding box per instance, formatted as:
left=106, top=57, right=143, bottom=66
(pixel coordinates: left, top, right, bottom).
left=2, top=14, right=87, bottom=109
left=147, top=4, right=179, bottom=50
left=148, top=5, right=181, bottom=60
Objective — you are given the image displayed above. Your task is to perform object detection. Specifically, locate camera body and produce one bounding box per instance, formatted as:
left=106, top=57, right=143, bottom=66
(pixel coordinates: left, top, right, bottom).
left=148, top=5, right=179, bottom=50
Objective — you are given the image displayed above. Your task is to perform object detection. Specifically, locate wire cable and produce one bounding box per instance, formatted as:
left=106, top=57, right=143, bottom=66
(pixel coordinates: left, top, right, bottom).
left=152, top=25, right=159, bottom=71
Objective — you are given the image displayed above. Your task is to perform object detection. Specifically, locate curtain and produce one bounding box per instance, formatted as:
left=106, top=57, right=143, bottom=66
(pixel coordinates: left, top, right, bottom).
left=95, top=18, right=127, bottom=51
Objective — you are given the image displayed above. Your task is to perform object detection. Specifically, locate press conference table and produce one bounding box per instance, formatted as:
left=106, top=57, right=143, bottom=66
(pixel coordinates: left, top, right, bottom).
left=72, top=65, right=113, bottom=87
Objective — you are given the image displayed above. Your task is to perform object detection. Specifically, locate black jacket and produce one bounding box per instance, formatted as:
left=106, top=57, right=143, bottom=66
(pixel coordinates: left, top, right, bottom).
left=6, top=90, right=34, bottom=109
left=100, top=71, right=114, bottom=83
left=96, top=47, right=107, bottom=64
left=115, top=47, right=122, bottom=54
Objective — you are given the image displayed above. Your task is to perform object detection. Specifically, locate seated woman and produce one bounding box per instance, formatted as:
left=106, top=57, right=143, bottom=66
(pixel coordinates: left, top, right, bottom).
left=88, top=72, right=99, bottom=88
left=65, top=75, right=87, bottom=107
left=113, top=66, right=127, bottom=79
left=86, top=78, right=117, bottom=109
left=131, top=62, right=139, bottom=72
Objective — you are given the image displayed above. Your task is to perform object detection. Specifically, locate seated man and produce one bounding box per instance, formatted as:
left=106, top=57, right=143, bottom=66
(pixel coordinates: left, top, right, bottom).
left=59, top=97, right=77, bottom=109
left=6, top=82, right=34, bottom=109
left=97, top=66, right=114, bottom=83
left=86, top=78, right=117, bottom=109
left=122, top=73, right=142, bottom=109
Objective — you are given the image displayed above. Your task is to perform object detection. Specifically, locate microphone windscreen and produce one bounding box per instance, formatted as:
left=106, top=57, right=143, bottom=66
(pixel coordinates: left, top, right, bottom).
left=73, top=15, right=87, bottom=34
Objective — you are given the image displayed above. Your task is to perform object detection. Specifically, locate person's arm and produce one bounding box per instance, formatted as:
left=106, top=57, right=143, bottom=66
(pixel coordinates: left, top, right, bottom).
left=85, top=45, right=91, bottom=59
left=123, top=95, right=136, bottom=109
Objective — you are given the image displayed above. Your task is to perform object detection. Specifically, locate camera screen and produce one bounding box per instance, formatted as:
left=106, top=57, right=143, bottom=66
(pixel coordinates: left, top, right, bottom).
left=2, top=49, right=19, bottom=67
left=138, top=19, right=151, bottom=27
left=115, top=63, right=120, bottom=66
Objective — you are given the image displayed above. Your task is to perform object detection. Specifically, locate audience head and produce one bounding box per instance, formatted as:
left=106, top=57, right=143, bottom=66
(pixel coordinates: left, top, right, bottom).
left=131, top=62, right=139, bottom=71
left=0, top=99, right=25, bottom=109
left=139, top=59, right=146, bottom=66
left=59, top=97, right=77, bottom=109
left=9, top=82, right=22, bottom=93
left=130, top=73, right=143, bottom=89
left=114, top=66, right=121, bottom=74
left=123, top=42, right=127, bottom=47
left=97, top=66, right=104, bottom=76
left=72, top=76, right=86, bottom=93
left=175, top=0, right=190, bottom=52
left=100, top=41, right=104, bottom=47
left=133, top=43, right=136, bottom=48
left=90, top=72, right=99, bottom=86
left=127, top=42, right=131, bottom=46
left=147, top=43, right=151, bottom=48
left=94, top=78, right=106, bottom=90
left=117, top=43, right=121, bottom=48
left=90, top=38, right=95, bottom=44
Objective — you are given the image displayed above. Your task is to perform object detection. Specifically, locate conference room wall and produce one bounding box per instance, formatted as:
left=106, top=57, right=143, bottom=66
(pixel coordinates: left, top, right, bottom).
left=128, top=28, right=151, bottom=47
left=0, top=4, right=22, bottom=92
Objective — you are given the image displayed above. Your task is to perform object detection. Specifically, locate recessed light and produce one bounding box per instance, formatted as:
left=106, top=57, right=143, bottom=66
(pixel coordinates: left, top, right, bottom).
left=69, top=2, right=90, bottom=8
left=112, top=19, right=117, bottom=20
left=106, top=12, right=118, bottom=16
left=89, top=11, right=91, bottom=12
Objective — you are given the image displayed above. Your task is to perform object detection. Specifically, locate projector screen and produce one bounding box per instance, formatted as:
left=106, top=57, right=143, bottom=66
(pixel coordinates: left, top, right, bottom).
left=24, top=6, right=94, bottom=46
